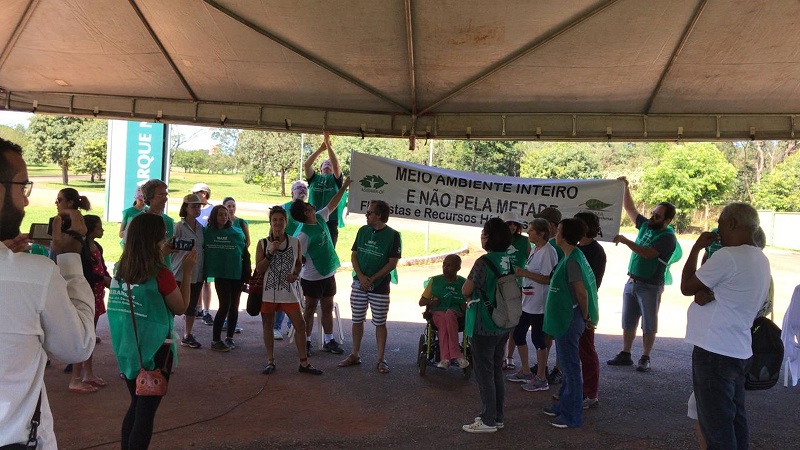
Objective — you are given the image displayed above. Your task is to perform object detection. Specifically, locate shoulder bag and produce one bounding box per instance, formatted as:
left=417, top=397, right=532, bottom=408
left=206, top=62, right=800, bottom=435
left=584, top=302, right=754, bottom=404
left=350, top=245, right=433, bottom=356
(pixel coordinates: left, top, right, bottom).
left=125, top=285, right=170, bottom=397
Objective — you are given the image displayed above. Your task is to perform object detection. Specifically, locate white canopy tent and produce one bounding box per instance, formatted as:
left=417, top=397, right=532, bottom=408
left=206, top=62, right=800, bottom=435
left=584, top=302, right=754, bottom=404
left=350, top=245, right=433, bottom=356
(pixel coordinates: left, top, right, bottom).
left=2, top=0, right=800, bottom=141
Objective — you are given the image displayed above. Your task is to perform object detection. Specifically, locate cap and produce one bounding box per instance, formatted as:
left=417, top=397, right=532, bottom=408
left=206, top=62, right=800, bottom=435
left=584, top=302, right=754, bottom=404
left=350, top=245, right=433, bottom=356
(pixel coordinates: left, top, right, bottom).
left=183, top=193, right=203, bottom=204
left=534, top=207, right=562, bottom=225
left=499, top=211, right=527, bottom=228
left=190, top=183, right=211, bottom=195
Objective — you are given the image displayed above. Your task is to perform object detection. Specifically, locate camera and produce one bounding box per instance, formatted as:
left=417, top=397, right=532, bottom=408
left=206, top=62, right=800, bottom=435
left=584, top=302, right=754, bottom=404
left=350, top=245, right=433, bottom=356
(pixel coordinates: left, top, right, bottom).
left=29, top=223, right=52, bottom=242
left=172, top=238, right=195, bottom=251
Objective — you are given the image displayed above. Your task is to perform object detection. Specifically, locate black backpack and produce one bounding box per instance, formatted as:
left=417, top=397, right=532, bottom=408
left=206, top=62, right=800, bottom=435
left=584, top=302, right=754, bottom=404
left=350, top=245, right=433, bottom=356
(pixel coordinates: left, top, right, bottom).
left=746, top=316, right=784, bottom=390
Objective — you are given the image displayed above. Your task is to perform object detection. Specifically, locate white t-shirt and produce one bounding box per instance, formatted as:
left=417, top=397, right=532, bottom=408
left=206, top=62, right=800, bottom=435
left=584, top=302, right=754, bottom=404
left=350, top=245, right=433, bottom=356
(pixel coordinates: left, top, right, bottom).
left=296, top=206, right=335, bottom=280
left=685, top=245, right=771, bottom=359
left=521, top=243, right=558, bottom=314
left=197, top=204, right=214, bottom=227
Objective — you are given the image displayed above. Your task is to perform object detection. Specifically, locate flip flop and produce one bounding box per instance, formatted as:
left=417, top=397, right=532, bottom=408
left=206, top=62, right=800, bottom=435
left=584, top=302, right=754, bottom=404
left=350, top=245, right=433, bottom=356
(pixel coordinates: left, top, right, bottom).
left=69, top=384, right=98, bottom=394
left=337, top=354, right=362, bottom=367
left=85, top=377, right=106, bottom=387
left=377, top=360, right=390, bottom=374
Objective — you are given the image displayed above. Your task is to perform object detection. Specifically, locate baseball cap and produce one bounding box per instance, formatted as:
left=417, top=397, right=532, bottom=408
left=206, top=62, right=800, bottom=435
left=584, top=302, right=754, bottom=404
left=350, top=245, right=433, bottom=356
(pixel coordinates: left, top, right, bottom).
left=183, top=194, right=203, bottom=204
left=499, top=211, right=527, bottom=229
left=191, top=183, right=211, bottom=195
left=534, top=207, right=562, bottom=225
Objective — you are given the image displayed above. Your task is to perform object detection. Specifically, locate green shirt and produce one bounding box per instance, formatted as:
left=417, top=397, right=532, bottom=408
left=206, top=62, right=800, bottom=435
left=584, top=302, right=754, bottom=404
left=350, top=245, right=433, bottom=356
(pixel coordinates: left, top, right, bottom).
left=107, top=275, right=174, bottom=379
left=308, top=173, right=343, bottom=225
left=203, top=226, right=245, bottom=279
left=423, top=275, right=466, bottom=312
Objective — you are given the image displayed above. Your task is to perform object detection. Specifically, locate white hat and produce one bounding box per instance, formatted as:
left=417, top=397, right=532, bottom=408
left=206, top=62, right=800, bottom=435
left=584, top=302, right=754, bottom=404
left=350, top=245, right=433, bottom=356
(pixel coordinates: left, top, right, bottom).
left=499, top=211, right=528, bottom=228
left=191, top=182, right=211, bottom=194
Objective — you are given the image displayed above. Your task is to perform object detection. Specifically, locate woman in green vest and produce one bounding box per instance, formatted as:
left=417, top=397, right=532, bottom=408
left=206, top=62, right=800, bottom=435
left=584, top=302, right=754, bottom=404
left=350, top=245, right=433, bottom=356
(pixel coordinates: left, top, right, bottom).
left=461, top=217, right=513, bottom=434
left=542, top=218, right=598, bottom=429
left=204, top=205, right=247, bottom=352
left=108, top=213, right=195, bottom=449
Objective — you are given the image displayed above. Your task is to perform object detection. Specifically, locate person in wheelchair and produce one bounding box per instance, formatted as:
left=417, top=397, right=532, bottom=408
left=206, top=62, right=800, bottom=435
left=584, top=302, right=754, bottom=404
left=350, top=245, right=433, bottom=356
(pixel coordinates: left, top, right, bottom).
left=419, top=254, right=470, bottom=369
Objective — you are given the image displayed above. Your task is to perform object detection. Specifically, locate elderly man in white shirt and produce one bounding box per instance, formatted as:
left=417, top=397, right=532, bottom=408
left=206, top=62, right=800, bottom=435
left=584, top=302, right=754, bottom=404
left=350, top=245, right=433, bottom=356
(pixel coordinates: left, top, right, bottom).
left=0, top=138, right=96, bottom=449
left=681, top=202, right=771, bottom=450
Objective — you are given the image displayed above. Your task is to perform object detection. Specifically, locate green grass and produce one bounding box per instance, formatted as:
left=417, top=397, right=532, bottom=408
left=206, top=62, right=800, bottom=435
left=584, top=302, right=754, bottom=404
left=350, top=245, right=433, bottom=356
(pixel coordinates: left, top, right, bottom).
left=21, top=205, right=462, bottom=264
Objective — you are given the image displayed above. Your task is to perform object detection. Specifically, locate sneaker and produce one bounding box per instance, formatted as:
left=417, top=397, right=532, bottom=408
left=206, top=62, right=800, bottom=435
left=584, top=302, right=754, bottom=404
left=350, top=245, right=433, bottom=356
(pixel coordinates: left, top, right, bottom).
left=210, top=341, right=230, bottom=352
left=583, top=397, right=600, bottom=409
left=462, top=417, right=497, bottom=434
left=607, top=351, right=633, bottom=366
left=549, top=416, right=569, bottom=429
left=506, top=371, right=533, bottom=383
left=542, top=406, right=557, bottom=417
left=475, top=417, right=503, bottom=429
left=436, top=360, right=450, bottom=369
left=547, top=367, right=563, bottom=385
left=322, top=339, right=345, bottom=355
left=224, top=337, right=236, bottom=349
left=273, top=329, right=284, bottom=340
left=636, top=355, right=651, bottom=372
left=222, top=320, right=243, bottom=334
left=180, top=334, right=202, bottom=349
left=502, top=357, right=516, bottom=371
left=202, top=313, right=214, bottom=326
left=521, top=375, right=549, bottom=392
left=195, top=309, right=204, bottom=318
left=456, top=357, right=470, bottom=369
left=306, top=341, right=313, bottom=357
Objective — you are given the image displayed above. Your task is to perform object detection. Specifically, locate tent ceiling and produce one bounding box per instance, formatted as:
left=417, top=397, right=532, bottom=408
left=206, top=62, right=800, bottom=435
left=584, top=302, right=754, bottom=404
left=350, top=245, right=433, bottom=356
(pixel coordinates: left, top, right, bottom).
left=2, top=0, right=800, bottom=141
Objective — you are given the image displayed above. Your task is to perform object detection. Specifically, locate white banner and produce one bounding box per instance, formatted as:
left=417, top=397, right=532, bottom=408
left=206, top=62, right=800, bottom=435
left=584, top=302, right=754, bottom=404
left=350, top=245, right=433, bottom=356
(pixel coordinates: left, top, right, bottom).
left=348, top=152, right=625, bottom=242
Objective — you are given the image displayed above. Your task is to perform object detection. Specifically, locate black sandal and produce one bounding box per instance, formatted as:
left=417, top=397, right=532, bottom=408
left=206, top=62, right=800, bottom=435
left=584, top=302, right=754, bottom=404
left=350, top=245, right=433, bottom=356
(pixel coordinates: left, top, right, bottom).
left=298, top=358, right=322, bottom=375
left=262, top=360, right=276, bottom=375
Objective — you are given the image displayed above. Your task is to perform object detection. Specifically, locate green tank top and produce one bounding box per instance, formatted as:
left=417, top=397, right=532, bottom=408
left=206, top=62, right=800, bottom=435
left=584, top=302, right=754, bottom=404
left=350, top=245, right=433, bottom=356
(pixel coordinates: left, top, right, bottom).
left=426, top=275, right=466, bottom=312
left=107, top=275, right=174, bottom=379
left=297, top=214, right=340, bottom=276
left=543, top=249, right=598, bottom=338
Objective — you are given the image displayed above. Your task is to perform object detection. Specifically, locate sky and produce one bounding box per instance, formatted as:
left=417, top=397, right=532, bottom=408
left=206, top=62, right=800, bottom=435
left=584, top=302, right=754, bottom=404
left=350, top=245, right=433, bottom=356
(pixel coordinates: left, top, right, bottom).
left=0, top=110, right=220, bottom=150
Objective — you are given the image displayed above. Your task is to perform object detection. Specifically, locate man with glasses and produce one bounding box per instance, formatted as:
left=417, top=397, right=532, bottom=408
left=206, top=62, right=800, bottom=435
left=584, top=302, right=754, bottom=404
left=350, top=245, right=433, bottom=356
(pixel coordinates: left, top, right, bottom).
left=339, top=200, right=402, bottom=374
left=0, top=138, right=96, bottom=448
left=609, top=176, right=678, bottom=372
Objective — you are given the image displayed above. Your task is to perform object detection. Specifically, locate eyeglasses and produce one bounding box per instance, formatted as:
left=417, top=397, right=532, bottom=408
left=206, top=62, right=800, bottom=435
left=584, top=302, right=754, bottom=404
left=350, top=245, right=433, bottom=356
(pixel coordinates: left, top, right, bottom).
left=1, top=181, right=34, bottom=197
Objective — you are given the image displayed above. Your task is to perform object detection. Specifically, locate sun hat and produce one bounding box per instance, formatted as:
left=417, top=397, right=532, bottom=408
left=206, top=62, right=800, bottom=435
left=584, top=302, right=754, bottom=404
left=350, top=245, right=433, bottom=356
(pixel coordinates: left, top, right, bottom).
left=190, top=182, right=211, bottom=195
left=499, top=211, right=528, bottom=228
left=183, top=193, right=203, bottom=204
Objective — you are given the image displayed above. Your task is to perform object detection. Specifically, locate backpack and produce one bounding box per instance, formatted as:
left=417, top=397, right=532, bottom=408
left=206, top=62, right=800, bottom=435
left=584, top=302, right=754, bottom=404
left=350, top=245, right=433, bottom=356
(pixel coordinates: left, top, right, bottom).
left=478, top=255, right=522, bottom=329
left=746, top=316, right=784, bottom=390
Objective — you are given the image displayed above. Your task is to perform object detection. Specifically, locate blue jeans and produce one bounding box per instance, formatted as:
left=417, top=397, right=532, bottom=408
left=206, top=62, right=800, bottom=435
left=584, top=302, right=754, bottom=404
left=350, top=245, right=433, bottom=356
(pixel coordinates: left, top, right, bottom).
left=692, top=346, right=750, bottom=450
left=552, top=308, right=585, bottom=427
left=469, top=333, right=509, bottom=427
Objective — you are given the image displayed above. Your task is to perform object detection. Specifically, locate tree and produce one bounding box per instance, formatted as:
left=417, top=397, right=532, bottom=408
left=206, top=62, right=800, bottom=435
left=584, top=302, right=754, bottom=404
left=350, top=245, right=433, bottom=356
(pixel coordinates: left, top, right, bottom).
left=27, top=115, right=86, bottom=185
left=168, top=126, right=204, bottom=160
left=717, top=140, right=799, bottom=203
left=172, top=149, right=208, bottom=173
left=235, top=130, right=302, bottom=196
left=436, top=140, right=523, bottom=176
left=72, top=119, right=108, bottom=182
left=754, top=152, right=800, bottom=211
left=0, top=124, right=31, bottom=163
left=210, top=128, right=241, bottom=155
left=638, top=143, right=736, bottom=231
left=519, top=143, right=603, bottom=179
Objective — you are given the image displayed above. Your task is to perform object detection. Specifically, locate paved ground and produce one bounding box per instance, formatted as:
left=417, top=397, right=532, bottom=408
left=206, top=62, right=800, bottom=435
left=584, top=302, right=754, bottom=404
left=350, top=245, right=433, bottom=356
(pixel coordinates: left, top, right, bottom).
left=29, top=180, right=800, bottom=449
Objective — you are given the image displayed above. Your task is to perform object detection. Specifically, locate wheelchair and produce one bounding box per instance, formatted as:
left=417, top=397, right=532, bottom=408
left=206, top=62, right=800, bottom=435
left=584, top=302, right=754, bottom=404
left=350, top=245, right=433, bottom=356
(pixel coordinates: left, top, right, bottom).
left=416, top=308, right=473, bottom=379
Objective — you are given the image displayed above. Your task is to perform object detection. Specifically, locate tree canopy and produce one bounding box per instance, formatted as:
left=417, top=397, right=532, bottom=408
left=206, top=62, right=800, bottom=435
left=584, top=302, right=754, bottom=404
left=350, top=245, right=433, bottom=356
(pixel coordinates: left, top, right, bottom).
left=754, top=152, right=800, bottom=212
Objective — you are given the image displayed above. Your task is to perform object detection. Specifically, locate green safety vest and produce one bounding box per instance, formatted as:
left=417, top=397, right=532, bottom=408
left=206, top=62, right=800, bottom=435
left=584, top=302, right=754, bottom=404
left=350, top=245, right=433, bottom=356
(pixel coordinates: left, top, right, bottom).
left=465, top=251, right=511, bottom=337
left=425, top=275, right=466, bottom=312
left=203, top=226, right=245, bottom=279
left=548, top=238, right=565, bottom=261
left=297, top=214, right=340, bottom=276
left=308, top=173, right=340, bottom=218
left=107, top=275, right=174, bottom=379
left=508, top=234, right=530, bottom=269
left=283, top=201, right=301, bottom=237
left=352, top=225, right=401, bottom=286
left=543, top=249, right=598, bottom=338
left=627, top=224, right=677, bottom=284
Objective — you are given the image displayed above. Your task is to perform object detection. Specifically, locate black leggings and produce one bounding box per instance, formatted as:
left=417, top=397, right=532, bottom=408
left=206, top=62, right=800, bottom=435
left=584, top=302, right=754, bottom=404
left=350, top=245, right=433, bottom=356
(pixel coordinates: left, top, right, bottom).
left=122, top=345, right=173, bottom=450
left=213, top=278, right=244, bottom=341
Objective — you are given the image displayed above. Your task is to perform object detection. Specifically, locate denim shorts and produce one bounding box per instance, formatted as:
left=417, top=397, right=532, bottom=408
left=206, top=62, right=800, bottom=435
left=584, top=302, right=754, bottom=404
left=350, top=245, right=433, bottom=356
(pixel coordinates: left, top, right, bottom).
left=621, top=279, right=663, bottom=334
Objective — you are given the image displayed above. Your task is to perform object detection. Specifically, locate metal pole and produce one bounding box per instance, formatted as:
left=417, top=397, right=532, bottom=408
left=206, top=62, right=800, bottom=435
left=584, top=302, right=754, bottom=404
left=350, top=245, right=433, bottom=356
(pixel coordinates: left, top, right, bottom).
left=425, top=138, right=433, bottom=251
left=300, top=133, right=304, bottom=181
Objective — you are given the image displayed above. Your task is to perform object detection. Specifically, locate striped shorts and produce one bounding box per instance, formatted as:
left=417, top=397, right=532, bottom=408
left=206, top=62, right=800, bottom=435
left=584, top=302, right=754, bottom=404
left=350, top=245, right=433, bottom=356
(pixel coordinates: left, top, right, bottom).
left=350, top=289, right=391, bottom=326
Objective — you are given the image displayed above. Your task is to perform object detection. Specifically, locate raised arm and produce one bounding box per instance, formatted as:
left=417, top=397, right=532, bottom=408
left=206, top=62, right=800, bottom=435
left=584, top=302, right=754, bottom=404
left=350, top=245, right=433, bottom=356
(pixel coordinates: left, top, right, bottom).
left=325, top=177, right=352, bottom=212
left=618, top=176, right=639, bottom=224
left=304, top=138, right=327, bottom=179
left=324, top=132, right=342, bottom=178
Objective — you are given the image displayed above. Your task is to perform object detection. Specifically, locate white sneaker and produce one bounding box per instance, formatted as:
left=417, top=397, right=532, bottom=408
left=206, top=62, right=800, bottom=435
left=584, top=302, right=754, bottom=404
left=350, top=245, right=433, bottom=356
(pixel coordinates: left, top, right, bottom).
left=462, top=417, right=497, bottom=433
left=456, top=357, right=470, bottom=369
left=436, top=360, right=450, bottom=369
left=273, top=330, right=283, bottom=340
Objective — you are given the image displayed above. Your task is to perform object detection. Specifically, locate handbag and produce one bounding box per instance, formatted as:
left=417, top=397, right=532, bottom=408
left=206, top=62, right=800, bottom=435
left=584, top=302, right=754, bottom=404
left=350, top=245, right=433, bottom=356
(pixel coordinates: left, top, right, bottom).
left=125, top=285, right=170, bottom=397
left=240, top=219, right=252, bottom=284
left=246, top=238, right=267, bottom=316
